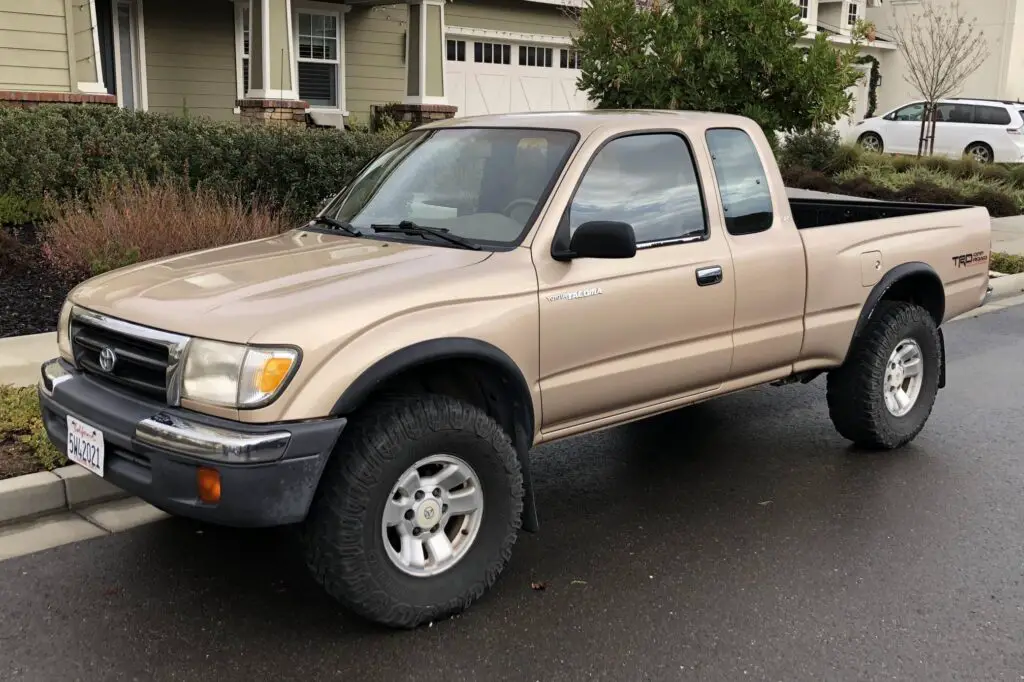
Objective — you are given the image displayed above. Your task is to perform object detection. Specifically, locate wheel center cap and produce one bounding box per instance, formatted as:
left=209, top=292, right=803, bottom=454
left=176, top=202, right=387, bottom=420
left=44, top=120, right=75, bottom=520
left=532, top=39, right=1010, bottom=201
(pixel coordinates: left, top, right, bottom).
left=415, top=499, right=442, bottom=528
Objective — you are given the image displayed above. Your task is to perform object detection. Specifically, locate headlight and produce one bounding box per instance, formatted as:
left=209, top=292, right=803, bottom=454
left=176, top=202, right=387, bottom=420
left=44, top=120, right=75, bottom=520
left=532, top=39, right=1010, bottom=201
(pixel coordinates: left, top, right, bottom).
left=57, top=300, right=74, bottom=361
left=182, top=339, right=299, bottom=408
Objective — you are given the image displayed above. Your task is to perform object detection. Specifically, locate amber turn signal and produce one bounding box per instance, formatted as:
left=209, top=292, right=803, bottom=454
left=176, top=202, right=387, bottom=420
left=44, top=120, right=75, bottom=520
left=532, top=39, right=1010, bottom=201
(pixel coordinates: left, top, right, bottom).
left=197, top=467, right=221, bottom=504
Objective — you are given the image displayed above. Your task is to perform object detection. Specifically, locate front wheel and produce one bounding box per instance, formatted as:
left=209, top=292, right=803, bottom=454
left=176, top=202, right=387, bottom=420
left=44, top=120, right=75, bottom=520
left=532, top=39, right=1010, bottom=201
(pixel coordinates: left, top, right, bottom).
left=858, top=132, right=884, bottom=154
left=301, top=394, right=524, bottom=628
left=826, top=301, right=942, bottom=450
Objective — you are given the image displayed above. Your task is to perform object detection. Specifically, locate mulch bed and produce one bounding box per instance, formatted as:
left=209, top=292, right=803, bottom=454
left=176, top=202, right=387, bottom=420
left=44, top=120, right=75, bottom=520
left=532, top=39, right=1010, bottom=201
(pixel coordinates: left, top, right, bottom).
left=0, top=437, right=43, bottom=480
left=1, top=225, right=80, bottom=339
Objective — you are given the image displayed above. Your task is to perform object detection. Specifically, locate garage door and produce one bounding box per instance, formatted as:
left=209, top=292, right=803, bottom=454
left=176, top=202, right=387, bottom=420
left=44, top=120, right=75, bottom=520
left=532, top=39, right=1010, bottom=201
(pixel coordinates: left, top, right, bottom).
left=445, top=36, right=594, bottom=117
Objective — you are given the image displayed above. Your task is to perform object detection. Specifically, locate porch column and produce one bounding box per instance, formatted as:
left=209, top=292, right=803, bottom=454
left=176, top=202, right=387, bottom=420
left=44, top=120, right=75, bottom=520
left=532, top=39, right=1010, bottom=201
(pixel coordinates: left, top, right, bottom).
left=240, top=0, right=309, bottom=125
left=388, top=0, right=455, bottom=127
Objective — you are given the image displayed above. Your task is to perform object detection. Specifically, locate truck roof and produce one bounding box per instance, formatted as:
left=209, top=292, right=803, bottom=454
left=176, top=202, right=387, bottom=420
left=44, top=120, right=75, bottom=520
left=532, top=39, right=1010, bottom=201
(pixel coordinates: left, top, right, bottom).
left=417, top=109, right=755, bottom=134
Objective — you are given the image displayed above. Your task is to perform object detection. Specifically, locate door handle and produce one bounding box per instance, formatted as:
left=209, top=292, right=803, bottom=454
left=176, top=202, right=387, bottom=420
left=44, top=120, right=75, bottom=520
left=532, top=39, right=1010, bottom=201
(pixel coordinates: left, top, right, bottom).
left=696, top=265, right=723, bottom=287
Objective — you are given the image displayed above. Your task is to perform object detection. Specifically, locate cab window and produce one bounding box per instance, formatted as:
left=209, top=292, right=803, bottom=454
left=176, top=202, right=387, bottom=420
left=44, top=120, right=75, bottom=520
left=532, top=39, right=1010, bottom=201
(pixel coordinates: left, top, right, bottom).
left=705, top=128, right=774, bottom=235
left=568, top=133, right=708, bottom=245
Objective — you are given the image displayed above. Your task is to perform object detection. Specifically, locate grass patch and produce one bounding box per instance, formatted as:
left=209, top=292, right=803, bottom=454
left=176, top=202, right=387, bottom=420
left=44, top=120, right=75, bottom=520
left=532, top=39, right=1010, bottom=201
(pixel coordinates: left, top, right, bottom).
left=991, top=252, right=1024, bottom=274
left=0, top=384, right=65, bottom=480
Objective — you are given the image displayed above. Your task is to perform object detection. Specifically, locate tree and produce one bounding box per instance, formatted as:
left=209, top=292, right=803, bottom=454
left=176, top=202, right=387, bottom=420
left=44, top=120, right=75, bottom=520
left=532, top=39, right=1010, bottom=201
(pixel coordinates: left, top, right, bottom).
left=569, top=0, right=865, bottom=136
left=888, top=0, right=989, bottom=156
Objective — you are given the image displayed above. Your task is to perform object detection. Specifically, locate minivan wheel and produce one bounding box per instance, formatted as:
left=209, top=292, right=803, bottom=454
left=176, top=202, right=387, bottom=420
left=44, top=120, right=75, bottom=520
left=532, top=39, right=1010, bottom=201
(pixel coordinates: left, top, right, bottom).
left=858, top=132, right=884, bottom=153
left=965, top=142, right=993, bottom=164
left=301, top=394, right=524, bottom=629
left=826, top=301, right=941, bottom=450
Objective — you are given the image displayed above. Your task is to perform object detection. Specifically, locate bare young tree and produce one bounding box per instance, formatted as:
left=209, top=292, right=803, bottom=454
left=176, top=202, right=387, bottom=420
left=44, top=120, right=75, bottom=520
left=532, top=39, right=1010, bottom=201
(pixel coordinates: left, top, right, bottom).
left=889, top=0, right=990, bottom=156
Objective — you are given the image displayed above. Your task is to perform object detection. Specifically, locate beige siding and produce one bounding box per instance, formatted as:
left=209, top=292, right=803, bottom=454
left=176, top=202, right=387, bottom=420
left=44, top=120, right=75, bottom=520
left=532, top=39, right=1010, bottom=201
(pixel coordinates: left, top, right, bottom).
left=0, top=1, right=71, bottom=92
left=344, top=4, right=406, bottom=123
left=445, top=0, right=578, bottom=38
left=143, top=0, right=237, bottom=121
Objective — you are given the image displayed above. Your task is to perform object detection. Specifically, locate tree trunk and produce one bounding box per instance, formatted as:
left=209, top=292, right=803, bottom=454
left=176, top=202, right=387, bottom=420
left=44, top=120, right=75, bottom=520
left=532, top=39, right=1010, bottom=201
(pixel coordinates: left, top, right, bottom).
left=917, top=105, right=929, bottom=156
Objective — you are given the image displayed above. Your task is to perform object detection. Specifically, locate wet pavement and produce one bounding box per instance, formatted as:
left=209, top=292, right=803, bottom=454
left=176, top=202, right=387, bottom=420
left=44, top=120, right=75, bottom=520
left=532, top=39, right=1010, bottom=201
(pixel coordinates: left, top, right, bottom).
left=2, top=307, right=1024, bottom=682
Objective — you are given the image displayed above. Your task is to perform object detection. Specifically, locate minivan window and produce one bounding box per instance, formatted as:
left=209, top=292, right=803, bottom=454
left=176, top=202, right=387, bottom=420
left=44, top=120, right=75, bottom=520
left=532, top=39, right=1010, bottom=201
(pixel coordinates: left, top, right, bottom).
left=893, top=103, right=925, bottom=122
left=705, top=128, right=774, bottom=235
left=975, top=105, right=1012, bottom=126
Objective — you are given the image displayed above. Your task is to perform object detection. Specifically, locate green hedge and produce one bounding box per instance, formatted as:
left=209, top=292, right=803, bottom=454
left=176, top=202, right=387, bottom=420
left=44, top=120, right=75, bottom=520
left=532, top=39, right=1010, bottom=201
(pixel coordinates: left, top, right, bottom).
left=0, top=105, right=404, bottom=219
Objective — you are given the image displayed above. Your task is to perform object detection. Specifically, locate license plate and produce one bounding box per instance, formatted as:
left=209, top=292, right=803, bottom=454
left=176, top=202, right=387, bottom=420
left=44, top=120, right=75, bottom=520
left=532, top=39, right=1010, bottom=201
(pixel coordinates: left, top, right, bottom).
left=67, top=415, right=104, bottom=477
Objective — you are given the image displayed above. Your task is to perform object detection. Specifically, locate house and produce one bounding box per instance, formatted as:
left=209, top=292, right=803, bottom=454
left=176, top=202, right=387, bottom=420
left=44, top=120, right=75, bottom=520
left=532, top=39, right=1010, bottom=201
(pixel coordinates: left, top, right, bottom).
left=0, top=0, right=591, bottom=126
left=0, top=0, right=892, bottom=129
left=866, top=0, right=1024, bottom=116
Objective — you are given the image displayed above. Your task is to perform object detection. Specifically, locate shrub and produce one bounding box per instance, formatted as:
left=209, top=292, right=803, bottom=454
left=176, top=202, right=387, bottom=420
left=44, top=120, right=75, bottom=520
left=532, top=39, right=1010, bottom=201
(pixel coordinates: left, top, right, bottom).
left=894, top=181, right=964, bottom=206
left=966, top=187, right=1020, bottom=217
left=991, top=252, right=1024, bottom=274
left=0, top=194, right=46, bottom=226
left=0, top=228, right=29, bottom=277
left=42, top=178, right=296, bottom=278
left=1009, top=164, right=1024, bottom=188
left=0, top=384, right=65, bottom=477
left=779, top=127, right=844, bottom=172
left=0, top=105, right=405, bottom=217
left=835, top=175, right=896, bottom=200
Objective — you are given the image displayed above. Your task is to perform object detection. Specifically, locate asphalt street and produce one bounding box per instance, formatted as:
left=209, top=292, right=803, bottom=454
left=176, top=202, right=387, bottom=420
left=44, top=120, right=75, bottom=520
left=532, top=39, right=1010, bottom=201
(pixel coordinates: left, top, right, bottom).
left=3, top=307, right=1024, bottom=682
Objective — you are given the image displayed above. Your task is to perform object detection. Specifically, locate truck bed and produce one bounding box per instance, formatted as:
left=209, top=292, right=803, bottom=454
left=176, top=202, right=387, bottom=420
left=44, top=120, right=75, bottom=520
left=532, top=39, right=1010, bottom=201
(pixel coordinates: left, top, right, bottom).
left=790, top=197, right=972, bottom=230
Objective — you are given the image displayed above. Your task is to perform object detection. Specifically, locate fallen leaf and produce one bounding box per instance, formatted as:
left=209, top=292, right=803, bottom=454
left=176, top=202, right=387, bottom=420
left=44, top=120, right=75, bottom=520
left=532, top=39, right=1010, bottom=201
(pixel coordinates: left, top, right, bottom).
left=758, top=501, right=773, bottom=506
left=530, top=581, right=547, bottom=591
left=570, top=579, right=587, bottom=586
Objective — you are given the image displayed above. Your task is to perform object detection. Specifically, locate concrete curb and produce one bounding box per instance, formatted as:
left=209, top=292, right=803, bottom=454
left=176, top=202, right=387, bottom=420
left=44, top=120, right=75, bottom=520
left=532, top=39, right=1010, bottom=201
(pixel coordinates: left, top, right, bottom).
left=0, top=464, right=128, bottom=527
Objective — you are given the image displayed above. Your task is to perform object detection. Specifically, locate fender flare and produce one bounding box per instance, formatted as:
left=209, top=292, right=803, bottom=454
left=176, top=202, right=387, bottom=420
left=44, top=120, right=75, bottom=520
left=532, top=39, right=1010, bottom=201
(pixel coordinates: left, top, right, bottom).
left=330, top=337, right=541, bottom=532
left=852, top=261, right=945, bottom=340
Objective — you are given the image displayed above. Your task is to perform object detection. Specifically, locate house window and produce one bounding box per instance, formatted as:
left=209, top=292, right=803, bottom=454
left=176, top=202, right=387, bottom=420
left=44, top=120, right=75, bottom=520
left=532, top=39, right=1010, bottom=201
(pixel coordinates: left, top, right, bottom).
left=797, top=0, right=809, bottom=19
left=297, top=11, right=340, bottom=107
left=559, top=49, right=580, bottom=69
left=847, top=1, right=859, bottom=26
left=446, top=39, right=466, bottom=62
left=519, top=46, right=552, bottom=68
left=473, top=41, right=511, bottom=64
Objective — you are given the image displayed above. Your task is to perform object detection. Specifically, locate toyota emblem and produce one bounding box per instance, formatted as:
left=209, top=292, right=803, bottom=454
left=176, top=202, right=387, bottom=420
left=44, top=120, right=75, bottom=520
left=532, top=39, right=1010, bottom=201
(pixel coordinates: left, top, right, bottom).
left=98, top=347, right=118, bottom=373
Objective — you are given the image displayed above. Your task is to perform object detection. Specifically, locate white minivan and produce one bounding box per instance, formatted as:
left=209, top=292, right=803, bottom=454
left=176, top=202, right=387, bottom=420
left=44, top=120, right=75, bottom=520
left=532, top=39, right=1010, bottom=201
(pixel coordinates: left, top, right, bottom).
left=848, top=98, right=1024, bottom=163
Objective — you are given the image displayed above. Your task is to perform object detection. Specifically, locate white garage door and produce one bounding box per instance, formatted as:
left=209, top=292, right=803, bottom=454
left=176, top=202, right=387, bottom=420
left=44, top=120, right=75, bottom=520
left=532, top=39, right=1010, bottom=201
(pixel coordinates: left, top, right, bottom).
left=445, top=36, right=594, bottom=117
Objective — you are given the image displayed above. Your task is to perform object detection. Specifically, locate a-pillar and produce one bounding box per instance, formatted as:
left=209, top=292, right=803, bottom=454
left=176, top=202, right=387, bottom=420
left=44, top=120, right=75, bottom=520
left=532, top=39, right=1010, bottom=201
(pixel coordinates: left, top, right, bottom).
left=396, top=0, right=456, bottom=126
left=237, top=0, right=309, bottom=125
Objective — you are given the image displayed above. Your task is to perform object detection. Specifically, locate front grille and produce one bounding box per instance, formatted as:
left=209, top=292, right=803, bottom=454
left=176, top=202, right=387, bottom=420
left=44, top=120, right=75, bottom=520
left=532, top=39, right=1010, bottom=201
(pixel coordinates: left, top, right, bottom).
left=71, top=318, right=171, bottom=400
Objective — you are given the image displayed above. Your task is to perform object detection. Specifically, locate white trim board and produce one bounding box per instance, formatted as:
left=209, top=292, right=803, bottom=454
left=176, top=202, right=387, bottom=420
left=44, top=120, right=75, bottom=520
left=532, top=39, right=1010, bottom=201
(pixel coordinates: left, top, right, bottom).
left=445, top=25, right=573, bottom=46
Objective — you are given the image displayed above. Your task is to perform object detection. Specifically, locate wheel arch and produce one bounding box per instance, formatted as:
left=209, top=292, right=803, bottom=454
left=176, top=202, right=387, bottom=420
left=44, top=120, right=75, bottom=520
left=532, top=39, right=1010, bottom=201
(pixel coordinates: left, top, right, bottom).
left=330, top=337, right=540, bottom=531
left=848, top=261, right=946, bottom=357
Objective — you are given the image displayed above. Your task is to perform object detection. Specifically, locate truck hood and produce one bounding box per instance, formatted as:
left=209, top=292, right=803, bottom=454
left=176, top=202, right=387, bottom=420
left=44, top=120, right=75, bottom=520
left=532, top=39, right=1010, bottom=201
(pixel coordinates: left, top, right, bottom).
left=68, top=230, right=493, bottom=342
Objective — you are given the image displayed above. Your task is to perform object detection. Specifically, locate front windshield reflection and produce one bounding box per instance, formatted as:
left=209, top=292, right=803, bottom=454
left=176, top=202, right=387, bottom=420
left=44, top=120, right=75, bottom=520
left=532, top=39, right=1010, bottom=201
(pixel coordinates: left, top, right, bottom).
left=321, top=127, right=579, bottom=247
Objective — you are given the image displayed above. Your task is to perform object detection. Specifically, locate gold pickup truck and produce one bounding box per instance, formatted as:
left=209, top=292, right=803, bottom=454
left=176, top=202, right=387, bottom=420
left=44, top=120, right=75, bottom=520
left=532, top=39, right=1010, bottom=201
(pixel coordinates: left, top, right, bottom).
left=38, top=111, right=991, bottom=628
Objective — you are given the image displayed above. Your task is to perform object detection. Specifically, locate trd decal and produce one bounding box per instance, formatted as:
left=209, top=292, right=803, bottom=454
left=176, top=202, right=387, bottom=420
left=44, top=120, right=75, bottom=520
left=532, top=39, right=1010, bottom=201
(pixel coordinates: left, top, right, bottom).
left=952, top=251, right=988, bottom=268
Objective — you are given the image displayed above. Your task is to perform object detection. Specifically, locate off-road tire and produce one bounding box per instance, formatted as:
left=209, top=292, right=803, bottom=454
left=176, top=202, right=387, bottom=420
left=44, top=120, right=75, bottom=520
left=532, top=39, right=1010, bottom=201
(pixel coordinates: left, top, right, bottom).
left=826, top=301, right=942, bottom=450
left=301, top=393, right=524, bottom=629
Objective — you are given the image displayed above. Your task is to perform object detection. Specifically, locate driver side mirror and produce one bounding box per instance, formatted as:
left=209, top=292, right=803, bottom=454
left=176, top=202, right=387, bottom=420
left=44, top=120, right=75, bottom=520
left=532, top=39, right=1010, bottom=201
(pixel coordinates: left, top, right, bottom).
left=567, top=221, right=637, bottom=259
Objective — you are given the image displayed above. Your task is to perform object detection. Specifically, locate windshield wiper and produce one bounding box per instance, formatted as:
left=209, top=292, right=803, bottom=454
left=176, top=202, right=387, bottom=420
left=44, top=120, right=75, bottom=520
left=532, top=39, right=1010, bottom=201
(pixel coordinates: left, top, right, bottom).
left=308, top=215, right=362, bottom=236
left=370, top=220, right=480, bottom=250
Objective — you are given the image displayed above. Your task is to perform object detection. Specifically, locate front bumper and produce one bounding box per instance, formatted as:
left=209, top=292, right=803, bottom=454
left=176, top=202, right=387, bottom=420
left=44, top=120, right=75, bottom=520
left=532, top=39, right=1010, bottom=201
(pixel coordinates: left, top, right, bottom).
left=38, top=359, right=346, bottom=528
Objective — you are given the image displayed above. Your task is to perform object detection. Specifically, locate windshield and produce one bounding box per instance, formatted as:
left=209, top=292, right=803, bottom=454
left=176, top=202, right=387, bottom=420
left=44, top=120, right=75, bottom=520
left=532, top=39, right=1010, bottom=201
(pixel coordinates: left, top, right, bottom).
left=319, top=127, right=579, bottom=247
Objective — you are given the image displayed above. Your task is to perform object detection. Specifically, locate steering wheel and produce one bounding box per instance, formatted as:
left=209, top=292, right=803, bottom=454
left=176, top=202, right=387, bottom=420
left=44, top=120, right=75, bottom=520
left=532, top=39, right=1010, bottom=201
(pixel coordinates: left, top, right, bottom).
left=502, top=198, right=538, bottom=218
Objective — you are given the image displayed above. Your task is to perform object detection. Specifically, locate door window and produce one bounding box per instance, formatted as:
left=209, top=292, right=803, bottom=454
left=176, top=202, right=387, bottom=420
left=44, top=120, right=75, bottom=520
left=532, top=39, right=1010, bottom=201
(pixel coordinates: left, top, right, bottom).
left=892, top=103, right=925, bottom=121
left=705, top=128, right=774, bottom=235
left=568, top=134, right=707, bottom=245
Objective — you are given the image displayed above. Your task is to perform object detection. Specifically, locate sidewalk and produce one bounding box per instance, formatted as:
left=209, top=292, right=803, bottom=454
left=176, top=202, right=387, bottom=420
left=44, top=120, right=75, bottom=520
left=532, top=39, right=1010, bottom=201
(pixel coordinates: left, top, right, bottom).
left=991, top=215, right=1024, bottom=256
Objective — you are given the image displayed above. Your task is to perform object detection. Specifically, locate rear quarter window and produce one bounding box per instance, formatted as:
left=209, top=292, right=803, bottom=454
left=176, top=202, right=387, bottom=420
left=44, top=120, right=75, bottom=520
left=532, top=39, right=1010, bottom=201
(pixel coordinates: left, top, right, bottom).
left=975, top=105, right=1012, bottom=126
left=704, top=128, right=774, bottom=236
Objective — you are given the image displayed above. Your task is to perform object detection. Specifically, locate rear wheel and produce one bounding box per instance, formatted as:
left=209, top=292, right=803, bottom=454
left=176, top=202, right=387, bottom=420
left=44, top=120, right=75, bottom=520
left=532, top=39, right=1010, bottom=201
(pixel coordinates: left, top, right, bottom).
left=965, top=142, right=993, bottom=164
left=826, top=301, right=941, bottom=449
left=301, top=394, right=524, bottom=629
left=858, top=132, right=884, bottom=153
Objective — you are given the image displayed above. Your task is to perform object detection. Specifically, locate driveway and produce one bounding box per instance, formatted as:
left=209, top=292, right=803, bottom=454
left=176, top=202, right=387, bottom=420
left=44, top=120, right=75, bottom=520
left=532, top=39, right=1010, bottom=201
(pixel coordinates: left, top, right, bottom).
left=2, top=307, right=1024, bottom=681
